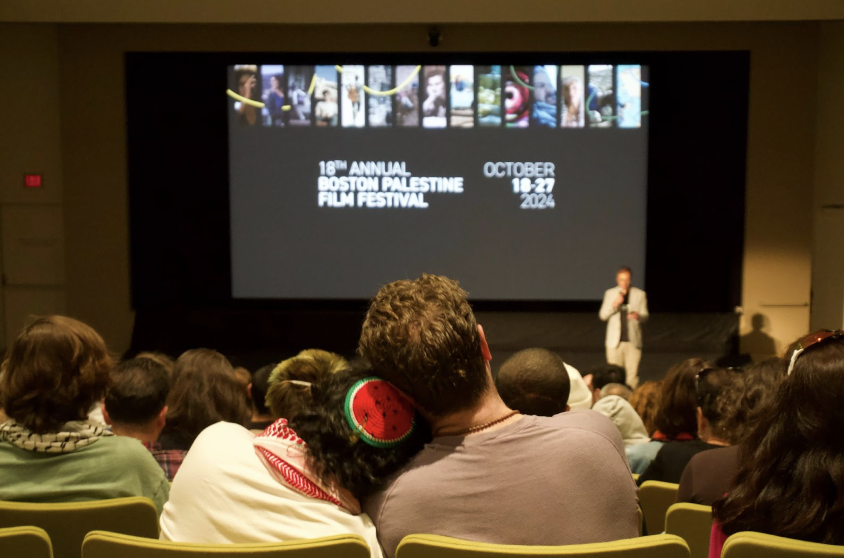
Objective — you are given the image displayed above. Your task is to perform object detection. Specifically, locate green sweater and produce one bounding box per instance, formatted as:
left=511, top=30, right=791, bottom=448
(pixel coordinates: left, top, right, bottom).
left=0, top=435, right=170, bottom=514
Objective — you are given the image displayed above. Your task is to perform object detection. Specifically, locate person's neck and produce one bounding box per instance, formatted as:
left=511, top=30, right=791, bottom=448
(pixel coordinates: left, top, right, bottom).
left=111, top=423, right=161, bottom=444
left=699, top=429, right=730, bottom=447
left=429, top=391, right=521, bottom=437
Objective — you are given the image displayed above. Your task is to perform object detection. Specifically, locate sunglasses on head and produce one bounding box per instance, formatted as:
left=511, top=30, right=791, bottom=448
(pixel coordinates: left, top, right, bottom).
left=787, top=330, right=844, bottom=376
left=694, top=367, right=715, bottom=399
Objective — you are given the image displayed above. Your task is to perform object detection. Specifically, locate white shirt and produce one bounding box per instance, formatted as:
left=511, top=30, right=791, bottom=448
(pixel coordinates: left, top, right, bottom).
left=160, top=421, right=383, bottom=558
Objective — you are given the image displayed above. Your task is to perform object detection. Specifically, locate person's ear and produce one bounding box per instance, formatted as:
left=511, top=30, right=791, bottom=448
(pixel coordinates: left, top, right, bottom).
left=157, top=406, right=168, bottom=429
left=565, top=404, right=571, bottom=412
left=101, top=404, right=113, bottom=426
left=478, top=324, right=492, bottom=362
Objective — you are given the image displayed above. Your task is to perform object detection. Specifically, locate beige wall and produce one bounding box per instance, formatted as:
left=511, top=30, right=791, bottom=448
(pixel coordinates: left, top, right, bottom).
left=0, top=24, right=66, bottom=348
left=0, top=21, right=825, bottom=355
left=810, top=21, right=844, bottom=332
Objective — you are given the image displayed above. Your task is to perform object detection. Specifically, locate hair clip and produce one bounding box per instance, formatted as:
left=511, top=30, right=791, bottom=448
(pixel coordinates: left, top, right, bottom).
left=284, top=380, right=313, bottom=387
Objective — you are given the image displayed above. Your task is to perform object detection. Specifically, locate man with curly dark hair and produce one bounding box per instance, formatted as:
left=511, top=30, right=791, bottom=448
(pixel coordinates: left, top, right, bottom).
left=359, top=274, right=638, bottom=558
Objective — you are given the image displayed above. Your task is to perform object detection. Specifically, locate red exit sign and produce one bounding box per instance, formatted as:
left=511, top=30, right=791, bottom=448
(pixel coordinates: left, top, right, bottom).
left=24, top=174, right=43, bottom=188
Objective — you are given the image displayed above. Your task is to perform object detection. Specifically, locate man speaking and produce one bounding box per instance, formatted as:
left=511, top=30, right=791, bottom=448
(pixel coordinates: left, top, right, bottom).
left=599, top=266, right=648, bottom=388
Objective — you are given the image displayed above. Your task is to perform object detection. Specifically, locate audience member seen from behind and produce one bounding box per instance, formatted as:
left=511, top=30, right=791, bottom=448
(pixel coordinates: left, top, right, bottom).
left=136, top=351, right=176, bottom=378
left=102, top=357, right=185, bottom=481
left=600, top=382, right=633, bottom=400
left=591, top=387, right=649, bottom=447
left=626, top=359, right=708, bottom=474
left=359, top=274, right=638, bottom=558
left=678, top=358, right=784, bottom=505
left=584, top=364, right=629, bottom=406
left=496, top=348, right=571, bottom=416
left=264, top=349, right=349, bottom=420
left=249, top=364, right=275, bottom=432
left=628, top=380, right=660, bottom=437
left=638, top=366, right=736, bottom=485
left=158, top=349, right=252, bottom=453
left=0, top=316, right=169, bottom=512
left=160, top=350, right=428, bottom=558
left=710, top=332, right=844, bottom=556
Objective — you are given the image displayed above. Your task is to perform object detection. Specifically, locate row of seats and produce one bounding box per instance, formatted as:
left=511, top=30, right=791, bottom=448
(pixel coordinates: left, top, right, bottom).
left=5, top=526, right=844, bottom=558
left=1, top=494, right=842, bottom=558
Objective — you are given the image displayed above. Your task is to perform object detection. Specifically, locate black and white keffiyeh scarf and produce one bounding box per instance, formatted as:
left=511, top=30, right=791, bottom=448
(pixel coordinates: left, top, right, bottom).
left=0, top=419, right=113, bottom=453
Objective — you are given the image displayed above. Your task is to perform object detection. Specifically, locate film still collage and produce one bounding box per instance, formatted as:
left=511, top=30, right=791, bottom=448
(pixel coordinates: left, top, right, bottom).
left=229, top=64, right=646, bottom=129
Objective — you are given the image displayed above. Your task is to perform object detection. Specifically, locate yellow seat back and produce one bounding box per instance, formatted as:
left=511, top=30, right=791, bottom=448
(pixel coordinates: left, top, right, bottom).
left=396, top=534, right=690, bottom=558
left=0, top=497, right=158, bottom=558
left=0, top=525, right=54, bottom=558
left=639, top=481, right=679, bottom=535
left=665, top=503, right=713, bottom=558
left=722, top=532, right=844, bottom=558
left=82, top=531, right=372, bottom=558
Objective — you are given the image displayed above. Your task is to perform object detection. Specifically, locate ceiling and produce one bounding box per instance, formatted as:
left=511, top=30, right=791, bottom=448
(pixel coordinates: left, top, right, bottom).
left=1, top=0, right=843, bottom=24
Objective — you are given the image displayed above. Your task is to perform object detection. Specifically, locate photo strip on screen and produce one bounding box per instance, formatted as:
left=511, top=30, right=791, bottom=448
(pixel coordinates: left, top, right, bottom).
left=226, top=62, right=648, bottom=131
left=616, top=64, right=642, bottom=128
left=532, top=65, right=557, bottom=128
left=422, top=65, right=447, bottom=128
left=260, top=65, right=286, bottom=127
left=395, top=65, right=420, bottom=127
left=449, top=65, right=474, bottom=128
left=287, top=66, right=313, bottom=126
left=367, top=65, right=393, bottom=127
left=477, top=65, right=502, bottom=127
left=341, top=65, right=365, bottom=128
left=587, top=64, right=615, bottom=128
left=504, top=65, right=531, bottom=128
left=230, top=65, right=261, bottom=126
left=314, top=65, right=338, bottom=127
left=561, top=65, right=585, bottom=128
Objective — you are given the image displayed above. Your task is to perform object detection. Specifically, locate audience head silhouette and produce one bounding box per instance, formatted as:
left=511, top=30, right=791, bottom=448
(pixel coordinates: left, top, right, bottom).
left=359, top=274, right=488, bottom=417
left=714, top=333, right=844, bottom=545
left=103, top=357, right=170, bottom=442
left=496, top=348, right=571, bottom=416
left=163, top=348, right=251, bottom=448
left=0, top=315, right=114, bottom=433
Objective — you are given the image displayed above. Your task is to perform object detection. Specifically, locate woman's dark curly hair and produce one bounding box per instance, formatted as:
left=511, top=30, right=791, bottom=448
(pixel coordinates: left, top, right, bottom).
left=711, top=358, right=784, bottom=444
left=653, top=358, right=711, bottom=439
left=289, top=360, right=430, bottom=500
left=713, top=337, right=844, bottom=545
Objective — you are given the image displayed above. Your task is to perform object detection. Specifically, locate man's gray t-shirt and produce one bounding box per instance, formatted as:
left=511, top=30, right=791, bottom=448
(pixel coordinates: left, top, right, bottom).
left=364, top=410, right=638, bottom=558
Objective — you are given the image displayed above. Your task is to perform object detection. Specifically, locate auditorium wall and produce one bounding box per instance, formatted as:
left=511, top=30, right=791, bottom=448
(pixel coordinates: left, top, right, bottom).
left=0, top=21, right=827, bottom=359
left=810, top=21, right=844, bottom=333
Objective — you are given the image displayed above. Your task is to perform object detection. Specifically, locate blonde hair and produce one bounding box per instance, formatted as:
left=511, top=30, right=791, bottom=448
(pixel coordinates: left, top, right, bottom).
left=266, top=349, right=347, bottom=420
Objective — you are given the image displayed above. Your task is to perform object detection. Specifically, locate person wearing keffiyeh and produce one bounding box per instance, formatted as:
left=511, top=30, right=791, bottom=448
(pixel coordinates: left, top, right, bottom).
left=0, top=316, right=169, bottom=513
left=159, top=350, right=429, bottom=558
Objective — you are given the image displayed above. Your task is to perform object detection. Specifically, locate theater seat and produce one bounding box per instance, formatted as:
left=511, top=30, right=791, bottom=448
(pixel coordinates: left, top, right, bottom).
left=639, top=481, right=680, bottom=535
left=665, top=503, right=713, bottom=558
left=0, top=526, right=54, bottom=558
left=396, top=534, right=690, bottom=558
left=82, top=531, right=372, bottom=558
left=722, top=532, right=844, bottom=558
left=0, top=497, right=158, bottom=558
